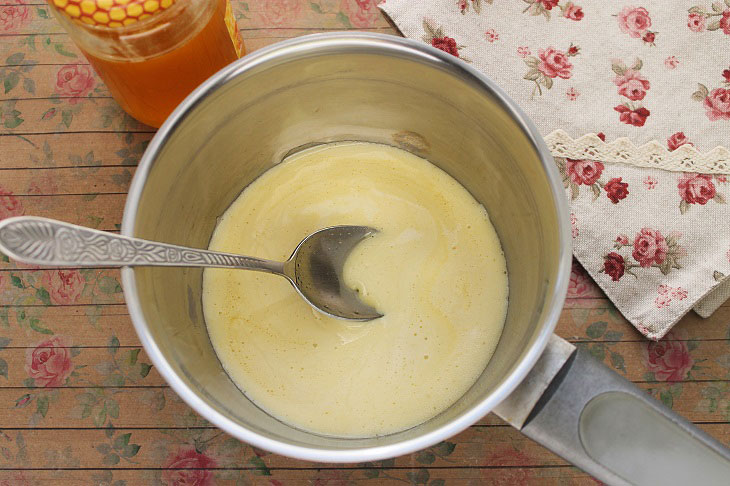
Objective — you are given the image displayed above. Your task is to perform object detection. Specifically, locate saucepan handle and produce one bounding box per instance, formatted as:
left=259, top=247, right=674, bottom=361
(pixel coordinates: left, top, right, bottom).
left=493, top=335, right=730, bottom=486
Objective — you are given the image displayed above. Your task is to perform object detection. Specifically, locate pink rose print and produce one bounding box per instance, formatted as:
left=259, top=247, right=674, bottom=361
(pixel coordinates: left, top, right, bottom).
left=562, top=2, right=584, bottom=21
left=644, top=175, right=658, bottom=189
left=602, top=230, right=682, bottom=280
left=42, top=269, right=84, bottom=305
left=423, top=21, right=468, bottom=60
left=596, top=132, right=606, bottom=141
left=566, top=87, right=579, bottom=101
left=718, top=175, right=728, bottom=184
left=537, top=47, right=573, bottom=79
left=570, top=212, right=578, bottom=238
left=485, top=29, right=499, bottom=43
left=539, top=0, right=559, bottom=9
left=517, top=46, right=531, bottom=58
left=524, top=44, right=579, bottom=97
left=614, top=105, right=650, bottom=127
left=703, top=88, right=730, bottom=121
left=658, top=284, right=671, bottom=295
left=0, top=188, right=24, bottom=220
left=723, top=68, right=730, bottom=83
left=642, top=31, right=656, bottom=45
left=688, top=3, right=730, bottom=35
left=655, top=294, right=671, bottom=308
left=432, top=37, right=459, bottom=56
left=458, top=0, right=485, bottom=15
left=678, top=173, right=716, bottom=204
left=617, top=6, right=652, bottom=39
left=339, top=0, right=381, bottom=29
left=259, top=0, right=302, bottom=26
left=688, top=12, right=706, bottom=31
left=614, top=69, right=650, bottom=101
left=603, top=252, right=626, bottom=281
left=565, top=159, right=604, bottom=185
left=162, top=447, right=217, bottom=486
left=604, top=177, right=629, bottom=203
left=718, top=16, right=730, bottom=33
left=25, top=336, right=74, bottom=387
left=667, top=132, right=693, bottom=151
left=643, top=332, right=694, bottom=382
left=0, top=1, right=30, bottom=32
left=632, top=228, right=668, bottom=268
left=671, top=287, right=688, bottom=300
left=55, top=65, right=95, bottom=104
left=664, top=56, right=679, bottom=69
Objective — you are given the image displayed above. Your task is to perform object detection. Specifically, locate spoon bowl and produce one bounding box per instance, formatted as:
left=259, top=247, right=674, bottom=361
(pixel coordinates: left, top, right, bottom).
left=0, top=216, right=381, bottom=321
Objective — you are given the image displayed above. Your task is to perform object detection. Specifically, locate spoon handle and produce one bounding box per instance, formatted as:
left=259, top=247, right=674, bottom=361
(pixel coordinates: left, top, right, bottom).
left=0, top=216, right=285, bottom=274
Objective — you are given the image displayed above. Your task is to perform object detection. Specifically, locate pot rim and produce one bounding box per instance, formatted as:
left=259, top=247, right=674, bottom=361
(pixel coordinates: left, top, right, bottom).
left=120, top=32, right=572, bottom=463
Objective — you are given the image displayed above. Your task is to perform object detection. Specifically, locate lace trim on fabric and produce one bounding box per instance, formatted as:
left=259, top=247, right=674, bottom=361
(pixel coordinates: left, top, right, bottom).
left=545, top=130, right=730, bottom=175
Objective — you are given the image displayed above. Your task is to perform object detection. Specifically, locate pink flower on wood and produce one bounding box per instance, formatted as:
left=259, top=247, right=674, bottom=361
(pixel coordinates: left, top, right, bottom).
left=0, top=1, right=30, bottom=32
left=340, top=0, right=381, bottom=28
left=162, top=447, right=217, bottom=486
left=644, top=332, right=694, bottom=381
left=42, top=269, right=84, bottom=305
left=55, top=65, right=95, bottom=104
left=0, top=188, right=24, bottom=220
left=25, top=336, right=74, bottom=387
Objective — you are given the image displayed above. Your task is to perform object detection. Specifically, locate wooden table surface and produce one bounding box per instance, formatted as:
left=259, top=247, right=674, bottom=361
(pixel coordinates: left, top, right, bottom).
left=1, top=1, right=729, bottom=484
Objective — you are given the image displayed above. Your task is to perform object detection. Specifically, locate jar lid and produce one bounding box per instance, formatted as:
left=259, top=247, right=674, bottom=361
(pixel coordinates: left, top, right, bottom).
left=50, top=0, right=178, bottom=28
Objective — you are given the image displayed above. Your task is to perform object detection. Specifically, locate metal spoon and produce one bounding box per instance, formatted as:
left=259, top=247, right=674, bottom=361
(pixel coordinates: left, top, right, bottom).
left=0, top=216, right=382, bottom=321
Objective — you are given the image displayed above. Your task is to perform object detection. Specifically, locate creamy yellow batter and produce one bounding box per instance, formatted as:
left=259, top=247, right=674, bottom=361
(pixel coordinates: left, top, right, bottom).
left=203, top=142, right=508, bottom=437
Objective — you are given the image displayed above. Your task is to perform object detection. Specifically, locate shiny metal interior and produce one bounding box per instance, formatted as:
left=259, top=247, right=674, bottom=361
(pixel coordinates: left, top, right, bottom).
left=121, top=33, right=571, bottom=462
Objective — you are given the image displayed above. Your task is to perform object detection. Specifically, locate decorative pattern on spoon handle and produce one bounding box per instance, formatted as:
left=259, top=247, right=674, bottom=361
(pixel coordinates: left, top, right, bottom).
left=0, top=217, right=275, bottom=270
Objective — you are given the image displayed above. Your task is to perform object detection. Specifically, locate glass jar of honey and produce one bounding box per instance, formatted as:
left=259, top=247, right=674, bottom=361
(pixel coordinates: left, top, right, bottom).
left=48, top=0, right=244, bottom=127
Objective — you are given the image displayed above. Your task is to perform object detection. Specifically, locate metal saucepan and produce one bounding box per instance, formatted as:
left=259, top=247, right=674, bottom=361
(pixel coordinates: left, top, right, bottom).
left=120, top=33, right=730, bottom=484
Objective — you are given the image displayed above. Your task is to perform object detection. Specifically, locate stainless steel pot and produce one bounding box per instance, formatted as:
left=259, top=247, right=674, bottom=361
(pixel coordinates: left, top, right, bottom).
left=121, top=33, right=730, bottom=484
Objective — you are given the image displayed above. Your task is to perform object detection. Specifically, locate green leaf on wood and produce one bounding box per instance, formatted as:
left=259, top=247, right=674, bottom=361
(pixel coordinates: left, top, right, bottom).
left=54, top=44, right=77, bottom=58
left=23, top=78, right=35, bottom=94
left=416, top=451, right=436, bottom=464
left=406, top=468, right=430, bottom=484
left=310, top=2, right=322, bottom=13
left=113, top=433, right=131, bottom=450
left=5, top=53, right=24, bottom=64
left=99, top=277, right=123, bottom=294
left=109, top=335, right=120, bottom=354
left=35, top=287, right=51, bottom=306
left=4, top=72, right=19, bottom=94
left=61, top=109, right=72, bottom=128
left=586, top=321, right=607, bottom=339
left=29, top=318, right=53, bottom=335
left=127, top=349, right=140, bottom=365
left=102, top=453, right=120, bottom=465
left=0, top=359, right=7, bottom=379
left=433, top=441, right=456, bottom=456
left=248, top=456, right=271, bottom=476
left=139, top=363, right=152, bottom=378
left=36, top=395, right=49, bottom=417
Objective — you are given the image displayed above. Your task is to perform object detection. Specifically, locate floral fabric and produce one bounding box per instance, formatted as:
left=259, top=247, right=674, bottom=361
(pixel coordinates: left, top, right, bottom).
left=380, top=0, right=730, bottom=339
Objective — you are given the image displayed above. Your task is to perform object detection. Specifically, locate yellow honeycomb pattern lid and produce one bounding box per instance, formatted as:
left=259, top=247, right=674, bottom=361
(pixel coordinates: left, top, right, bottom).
left=50, top=0, right=178, bottom=28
